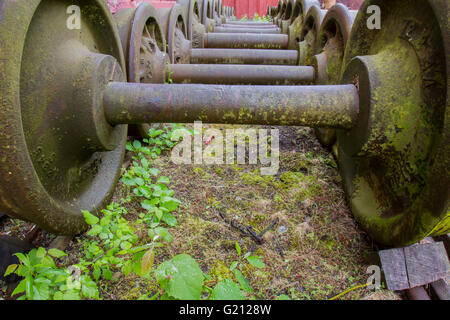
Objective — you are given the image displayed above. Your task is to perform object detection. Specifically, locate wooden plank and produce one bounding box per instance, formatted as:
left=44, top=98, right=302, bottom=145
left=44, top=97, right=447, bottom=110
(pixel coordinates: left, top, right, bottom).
left=379, top=248, right=409, bottom=291
left=404, top=242, right=450, bottom=288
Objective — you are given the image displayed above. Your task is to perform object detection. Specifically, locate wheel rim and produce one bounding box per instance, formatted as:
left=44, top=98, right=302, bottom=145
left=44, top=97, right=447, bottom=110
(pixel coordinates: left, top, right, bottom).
left=0, top=0, right=126, bottom=235
left=338, top=0, right=449, bottom=246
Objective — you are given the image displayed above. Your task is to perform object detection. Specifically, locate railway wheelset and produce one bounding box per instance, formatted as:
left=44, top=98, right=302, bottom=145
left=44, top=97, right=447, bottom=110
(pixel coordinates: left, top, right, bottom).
left=0, top=0, right=448, bottom=249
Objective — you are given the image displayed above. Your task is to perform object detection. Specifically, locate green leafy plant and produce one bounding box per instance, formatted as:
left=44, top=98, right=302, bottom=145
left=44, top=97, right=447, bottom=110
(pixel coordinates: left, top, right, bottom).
left=229, top=242, right=265, bottom=294
left=4, top=247, right=98, bottom=300
left=120, top=127, right=186, bottom=228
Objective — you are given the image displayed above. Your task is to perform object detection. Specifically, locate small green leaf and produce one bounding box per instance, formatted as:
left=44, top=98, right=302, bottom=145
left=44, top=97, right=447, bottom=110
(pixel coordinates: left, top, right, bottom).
left=133, top=140, right=142, bottom=149
left=82, top=210, right=99, bottom=225
left=102, top=268, right=113, bottom=280
left=11, top=278, right=27, bottom=297
left=161, top=212, right=177, bottom=227
left=141, top=249, right=155, bottom=274
left=155, top=254, right=204, bottom=300
left=211, top=279, right=245, bottom=300
left=246, top=256, right=265, bottom=268
left=235, top=242, right=241, bottom=256
left=93, top=267, right=101, bottom=281
left=149, top=168, right=161, bottom=176
left=157, top=176, right=170, bottom=184
left=4, top=264, right=17, bottom=277
left=233, top=269, right=253, bottom=293
left=48, top=248, right=67, bottom=258
left=87, top=225, right=103, bottom=236
left=161, top=196, right=181, bottom=212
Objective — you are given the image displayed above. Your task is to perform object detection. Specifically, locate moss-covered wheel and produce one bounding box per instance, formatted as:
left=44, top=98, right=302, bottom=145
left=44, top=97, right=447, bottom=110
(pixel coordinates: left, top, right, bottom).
left=198, top=0, right=213, bottom=32
left=298, top=4, right=326, bottom=66
left=178, top=0, right=206, bottom=48
left=287, top=0, right=319, bottom=50
left=0, top=0, right=127, bottom=235
left=274, top=0, right=286, bottom=26
left=115, top=2, right=169, bottom=138
left=279, top=0, right=294, bottom=34
left=337, top=0, right=449, bottom=246
left=167, top=4, right=191, bottom=64
left=313, top=4, right=357, bottom=147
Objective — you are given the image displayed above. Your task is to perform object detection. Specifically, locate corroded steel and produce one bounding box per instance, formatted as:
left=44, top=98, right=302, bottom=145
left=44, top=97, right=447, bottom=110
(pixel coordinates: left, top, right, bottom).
left=213, top=26, right=281, bottom=33
left=190, top=48, right=299, bottom=65
left=114, top=2, right=169, bottom=137
left=168, top=64, right=315, bottom=84
left=287, top=0, right=319, bottom=49
left=204, top=33, right=289, bottom=48
left=298, top=4, right=326, bottom=65
left=0, top=0, right=127, bottom=235
left=103, top=82, right=359, bottom=128
left=0, top=0, right=448, bottom=248
left=312, top=3, right=357, bottom=146
left=337, top=0, right=449, bottom=246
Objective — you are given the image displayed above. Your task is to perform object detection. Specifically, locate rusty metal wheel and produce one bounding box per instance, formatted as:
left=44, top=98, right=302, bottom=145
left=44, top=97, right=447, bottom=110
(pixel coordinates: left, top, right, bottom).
left=201, top=0, right=215, bottom=32
left=280, top=0, right=294, bottom=34
left=178, top=0, right=206, bottom=48
left=0, top=0, right=127, bottom=235
left=167, top=4, right=191, bottom=64
left=313, top=3, right=357, bottom=147
left=115, top=2, right=169, bottom=138
left=287, top=0, right=319, bottom=49
left=298, top=4, right=326, bottom=65
left=337, top=0, right=449, bottom=246
left=275, top=0, right=286, bottom=25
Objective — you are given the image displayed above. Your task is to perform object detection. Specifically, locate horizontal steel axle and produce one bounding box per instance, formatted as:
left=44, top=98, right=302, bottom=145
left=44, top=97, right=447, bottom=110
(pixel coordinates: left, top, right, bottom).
left=167, top=64, right=314, bottom=84
left=212, top=26, right=281, bottom=34
left=224, top=21, right=275, bottom=26
left=103, top=82, right=359, bottom=129
left=189, top=48, right=299, bottom=65
left=203, top=33, right=289, bottom=49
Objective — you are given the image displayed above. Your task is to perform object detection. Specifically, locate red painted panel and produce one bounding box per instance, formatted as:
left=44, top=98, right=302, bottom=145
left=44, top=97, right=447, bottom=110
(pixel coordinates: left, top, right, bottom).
left=106, top=0, right=176, bottom=13
left=319, top=0, right=363, bottom=10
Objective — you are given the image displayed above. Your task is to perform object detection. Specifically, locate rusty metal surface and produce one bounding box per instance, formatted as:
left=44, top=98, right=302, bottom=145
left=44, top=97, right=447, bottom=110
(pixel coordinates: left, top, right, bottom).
left=313, top=3, right=357, bottom=147
left=298, top=4, right=326, bottom=65
left=115, top=2, right=169, bottom=138
left=169, top=64, right=314, bottom=84
left=167, top=4, right=191, bottom=63
left=337, top=0, right=449, bottom=246
left=190, top=48, right=298, bottom=65
left=288, top=0, right=320, bottom=49
left=204, top=32, right=289, bottom=48
left=406, top=287, right=431, bottom=300
left=0, top=0, right=127, bottom=235
left=104, top=82, right=359, bottom=128
left=213, top=26, right=281, bottom=33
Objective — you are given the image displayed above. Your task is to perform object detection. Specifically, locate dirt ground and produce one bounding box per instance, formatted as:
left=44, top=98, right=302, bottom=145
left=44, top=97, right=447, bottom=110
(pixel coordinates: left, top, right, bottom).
left=1, top=125, right=401, bottom=300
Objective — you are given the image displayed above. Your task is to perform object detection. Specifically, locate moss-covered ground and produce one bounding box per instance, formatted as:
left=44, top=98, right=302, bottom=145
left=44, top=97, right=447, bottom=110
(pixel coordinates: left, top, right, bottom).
left=1, top=125, right=400, bottom=300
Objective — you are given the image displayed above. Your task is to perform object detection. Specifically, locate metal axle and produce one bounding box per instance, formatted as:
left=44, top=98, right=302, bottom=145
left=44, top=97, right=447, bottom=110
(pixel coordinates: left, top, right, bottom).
left=204, top=33, right=288, bottom=49
left=167, top=64, right=314, bottom=84
left=103, top=83, right=359, bottom=129
left=213, top=27, right=281, bottom=34
left=189, top=48, right=299, bottom=65
left=224, top=21, right=275, bottom=26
